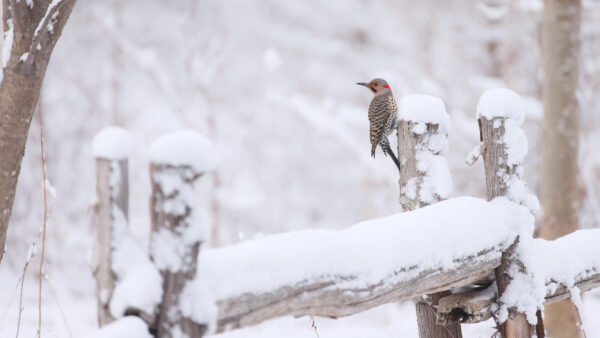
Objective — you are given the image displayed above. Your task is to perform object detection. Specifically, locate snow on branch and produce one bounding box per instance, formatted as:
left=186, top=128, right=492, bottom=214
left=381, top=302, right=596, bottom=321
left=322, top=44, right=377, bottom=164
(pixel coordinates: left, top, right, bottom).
left=196, top=197, right=534, bottom=333
left=25, top=0, right=73, bottom=64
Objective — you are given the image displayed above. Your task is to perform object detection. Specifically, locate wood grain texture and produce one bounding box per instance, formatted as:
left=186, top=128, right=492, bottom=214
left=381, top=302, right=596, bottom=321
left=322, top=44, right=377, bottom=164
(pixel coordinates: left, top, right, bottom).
left=150, top=164, right=206, bottom=338
left=437, top=271, right=600, bottom=325
left=213, top=251, right=499, bottom=333
left=479, top=117, right=533, bottom=338
left=93, top=159, right=128, bottom=327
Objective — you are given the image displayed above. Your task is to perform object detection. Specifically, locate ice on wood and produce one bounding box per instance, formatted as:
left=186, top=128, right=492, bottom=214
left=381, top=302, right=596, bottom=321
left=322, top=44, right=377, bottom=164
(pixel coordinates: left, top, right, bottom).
left=149, top=129, right=217, bottom=173
left=2, top=18, right=14, bottom=70
left=198, top=197, right=533, bottom=301
left=86, top=316, right=152, bottom=338
left=92, top=126, right=133, bottom=160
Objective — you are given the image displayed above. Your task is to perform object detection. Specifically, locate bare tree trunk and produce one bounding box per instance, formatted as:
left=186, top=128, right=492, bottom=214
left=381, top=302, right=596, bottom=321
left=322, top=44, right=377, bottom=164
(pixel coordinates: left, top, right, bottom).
left=93, top=158, right=129, bottom=326
left=150, top=163, right=207, bottom=338
left=397, top=98, right=461, bottom=338
left=540, top=0, right=583, bottom=337
left=0, top=0, right=77, bottom=264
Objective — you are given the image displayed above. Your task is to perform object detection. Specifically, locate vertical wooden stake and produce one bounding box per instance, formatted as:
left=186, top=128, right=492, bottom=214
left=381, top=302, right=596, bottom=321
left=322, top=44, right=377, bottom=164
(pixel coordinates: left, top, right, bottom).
left=479, top=114, right=535, bottom=338
left=92, top=126, right=133, bottom=328
left=397, top=95, right=461, bottom=338
left=150, top=163, right=207, bottom=338
left=93, top=158, right=129, bottom=327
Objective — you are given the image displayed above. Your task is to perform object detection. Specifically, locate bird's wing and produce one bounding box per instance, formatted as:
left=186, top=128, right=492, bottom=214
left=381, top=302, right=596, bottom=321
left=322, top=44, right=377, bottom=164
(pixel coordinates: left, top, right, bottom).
left=368, top=95, right=391, bottom=157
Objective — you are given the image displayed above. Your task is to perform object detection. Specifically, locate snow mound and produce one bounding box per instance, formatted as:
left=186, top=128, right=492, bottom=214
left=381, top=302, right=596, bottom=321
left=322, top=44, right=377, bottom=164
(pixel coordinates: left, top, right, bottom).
left=86, top=316, right=152, bottom=338
left=110, top=262, right=163, bottom=318
left=92, top=126, right=133, bottom=160
left=149, top=130, right=217, bottom=173
left=200, top=197, right=533, bottom=301
left=399, top=95, right=451, bottom=133
left=476, top=88, right=524, bottom=123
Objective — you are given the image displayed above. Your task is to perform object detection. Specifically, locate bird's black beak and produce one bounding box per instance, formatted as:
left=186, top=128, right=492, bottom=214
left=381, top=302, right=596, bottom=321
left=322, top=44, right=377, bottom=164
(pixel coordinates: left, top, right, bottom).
left=356, top=82, right=376, bottom=93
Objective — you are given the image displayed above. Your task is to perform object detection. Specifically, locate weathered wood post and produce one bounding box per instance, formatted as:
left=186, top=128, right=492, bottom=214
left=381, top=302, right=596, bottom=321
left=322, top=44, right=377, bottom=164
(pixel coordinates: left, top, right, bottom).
left=92, top=127, right=133, bottom=327
left=397, top=95, right=460, bottom=338
left=475, top=88, right=540, bottom=338
left=149, top=130, right=216, bottom=338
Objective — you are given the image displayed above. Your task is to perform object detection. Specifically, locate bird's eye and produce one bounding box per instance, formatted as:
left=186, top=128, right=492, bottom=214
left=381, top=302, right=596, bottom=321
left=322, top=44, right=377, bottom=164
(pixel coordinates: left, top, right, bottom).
left=373, top=83, right=378, bottom=86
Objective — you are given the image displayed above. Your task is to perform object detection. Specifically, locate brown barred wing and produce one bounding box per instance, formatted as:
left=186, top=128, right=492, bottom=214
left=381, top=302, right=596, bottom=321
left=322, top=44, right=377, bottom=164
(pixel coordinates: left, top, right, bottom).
left=368, top=94, right=392, bottom=157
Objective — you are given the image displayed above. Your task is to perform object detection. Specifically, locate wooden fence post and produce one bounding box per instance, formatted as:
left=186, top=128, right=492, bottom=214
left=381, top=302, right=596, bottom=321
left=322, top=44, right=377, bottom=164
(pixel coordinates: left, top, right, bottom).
left=476, top=89, right=539, bottom=338
left=92, top=127, right=132, bottom=327
left=397, top=95, right=461, bottom=338
left=149, top=130, right=216, bottom=338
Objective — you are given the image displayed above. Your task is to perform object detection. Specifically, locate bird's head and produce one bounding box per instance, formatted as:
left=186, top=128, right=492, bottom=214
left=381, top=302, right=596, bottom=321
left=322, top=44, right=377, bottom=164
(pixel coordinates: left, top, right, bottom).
left=356, top=78, right=391, bottom=96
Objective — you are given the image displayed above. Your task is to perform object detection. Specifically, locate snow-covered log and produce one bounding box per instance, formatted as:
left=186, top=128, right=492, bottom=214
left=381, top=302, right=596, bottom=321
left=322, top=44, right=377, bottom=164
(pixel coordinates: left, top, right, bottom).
left=397, top=95, right=460, bottom=337
left=149, top=130, right=216, bottom=338
left=92, top=127, right=133, bottom=326
left=477, top=89, right=538, bottom=338
left=197, top=197, right=533, bottom=333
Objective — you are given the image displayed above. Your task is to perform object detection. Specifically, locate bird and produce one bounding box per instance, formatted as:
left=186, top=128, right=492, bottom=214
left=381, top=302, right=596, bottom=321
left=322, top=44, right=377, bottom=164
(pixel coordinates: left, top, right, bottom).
left=356, top=78, right=401, bottom=172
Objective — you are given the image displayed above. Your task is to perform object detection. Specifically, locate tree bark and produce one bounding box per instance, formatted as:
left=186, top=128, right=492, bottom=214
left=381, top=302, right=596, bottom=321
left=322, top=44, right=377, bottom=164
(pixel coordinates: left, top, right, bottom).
left=540, top=0, right=583, bottom=337
left=398, top=115, right=462, bottom=338
left=0, top=0, right=77, bottom=264
left=93, top=158, right=129, bottom=327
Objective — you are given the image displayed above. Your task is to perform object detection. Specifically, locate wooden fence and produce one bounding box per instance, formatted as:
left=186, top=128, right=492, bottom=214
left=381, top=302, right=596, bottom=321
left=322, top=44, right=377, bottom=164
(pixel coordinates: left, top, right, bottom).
left=91, top=90, right=600, bottom=338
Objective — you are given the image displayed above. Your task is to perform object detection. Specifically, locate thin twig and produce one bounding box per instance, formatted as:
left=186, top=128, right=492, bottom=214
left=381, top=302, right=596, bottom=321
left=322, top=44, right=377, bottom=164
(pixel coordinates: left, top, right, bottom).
left=42, top=275, right=72, bottom=338
left=309, top=316, right=320, bottom=338
left=37, top=100, right=48, bottom=338
left=16, top=248, right=35, bottom=338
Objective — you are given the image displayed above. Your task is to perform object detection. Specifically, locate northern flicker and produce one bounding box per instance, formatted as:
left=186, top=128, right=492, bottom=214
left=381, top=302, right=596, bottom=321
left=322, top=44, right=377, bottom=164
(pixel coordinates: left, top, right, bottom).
left=356, top=78, right=401, bottom=172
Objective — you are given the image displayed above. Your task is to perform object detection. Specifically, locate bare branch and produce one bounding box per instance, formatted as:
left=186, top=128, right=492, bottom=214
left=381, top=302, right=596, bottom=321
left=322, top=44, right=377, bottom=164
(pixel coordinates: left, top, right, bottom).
left=25, top=0, right=75, bottom=64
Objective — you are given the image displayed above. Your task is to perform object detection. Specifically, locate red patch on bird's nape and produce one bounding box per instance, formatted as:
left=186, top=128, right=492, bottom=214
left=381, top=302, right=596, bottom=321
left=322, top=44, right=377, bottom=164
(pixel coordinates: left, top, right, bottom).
left=383, top=84, right=391, bottom=89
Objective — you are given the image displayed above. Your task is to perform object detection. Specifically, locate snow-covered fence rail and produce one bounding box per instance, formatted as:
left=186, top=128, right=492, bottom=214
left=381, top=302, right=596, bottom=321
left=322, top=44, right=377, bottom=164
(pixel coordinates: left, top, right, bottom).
left=437, top=228, right=600, bottom=324
left=201, top=197, right=531, bottom=333
left=397, top=95, right=459, bottom=338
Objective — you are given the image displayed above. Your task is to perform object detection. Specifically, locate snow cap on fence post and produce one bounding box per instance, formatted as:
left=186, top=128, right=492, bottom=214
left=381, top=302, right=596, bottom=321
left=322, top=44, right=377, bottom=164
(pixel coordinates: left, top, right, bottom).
left=149, top=129, right=217, bottom=174
left=92, top=126, right=134, bottom=160
left=397, top=94, right=453, bottom=211
left=149, top=129, right=216, bottom=338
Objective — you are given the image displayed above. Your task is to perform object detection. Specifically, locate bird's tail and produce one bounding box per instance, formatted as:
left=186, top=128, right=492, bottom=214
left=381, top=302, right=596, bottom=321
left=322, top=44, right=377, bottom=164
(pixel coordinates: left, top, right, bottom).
left=383, top=143, right=401, bottom=172
left=371, top=143, right=377, bottom=158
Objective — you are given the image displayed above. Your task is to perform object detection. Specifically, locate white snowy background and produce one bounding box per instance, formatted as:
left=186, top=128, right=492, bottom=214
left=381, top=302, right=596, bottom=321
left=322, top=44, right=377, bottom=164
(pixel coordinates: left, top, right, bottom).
left=1, top=0, right=600, bottom=337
